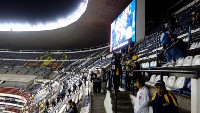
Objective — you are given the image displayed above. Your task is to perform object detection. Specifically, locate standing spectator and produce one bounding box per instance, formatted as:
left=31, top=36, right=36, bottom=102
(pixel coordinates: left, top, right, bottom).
left=160, top=27, right=171, bottom=49
left=102, top=68, right=107, bottom=94
left=61, top=92, right=66, bottom=101
left=78, top=79, right=82, bottom=89
left=52, top=99, right=56, bottom=107
left=69, top=102, right=78, bottom=113
left=45, top=100, right=49, bottom=109
left=66, top=99, right=72, bottom=112
left=90, top=71, right=97, bottom=82
left=113, top=53, right=122, bottom=92
left=134, top=78, right=149, bottom=113
left=97, top=75, right=102, bottom=93
left=57, top=95, right=60, bottom=103
left=73, top=83, right=77, bottom=93
left=150, top=80, right=179, bottom=113
left=93, top=75, right=99, bottom=93
left=68, top=88, right=71, bottom=96
left=82, top=74, right=87, bottom=86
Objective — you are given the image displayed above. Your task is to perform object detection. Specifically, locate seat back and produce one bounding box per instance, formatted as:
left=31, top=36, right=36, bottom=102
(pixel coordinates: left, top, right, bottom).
left=189, top=43, right=196, bottom=50
left=192, top=55, right=200, bottom=66
left=166, top=76, right=176, bottom=87
left=154, top=75, right=161, bottom=83
left=174, top=77, right=186, bottom=89
left=149, top=74, right=156, bottom=82
left=163, top=76, right=168, bottom=84
left=183, top=79, right=191, bottom=91
left=197, top=42, right=200, bottom=48
left=175, top=57, right=184, bottom=67
left=183, top=56, right=193, bottom=66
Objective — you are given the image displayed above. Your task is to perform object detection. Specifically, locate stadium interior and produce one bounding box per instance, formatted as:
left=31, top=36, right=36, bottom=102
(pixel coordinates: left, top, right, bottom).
left=0, top=0, right=199, bottom=113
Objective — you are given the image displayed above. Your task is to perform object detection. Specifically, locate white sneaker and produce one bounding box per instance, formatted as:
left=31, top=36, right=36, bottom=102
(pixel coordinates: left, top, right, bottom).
left=162, top=62, right=175, bottom=67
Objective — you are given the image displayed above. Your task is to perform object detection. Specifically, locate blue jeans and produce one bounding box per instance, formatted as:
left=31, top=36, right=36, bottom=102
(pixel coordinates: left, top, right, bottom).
left=166, top=48, right=185, bottom=62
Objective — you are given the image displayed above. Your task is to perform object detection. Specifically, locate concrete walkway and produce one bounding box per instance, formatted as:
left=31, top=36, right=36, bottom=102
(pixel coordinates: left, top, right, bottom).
left=89, top=81, right=106, bottom=113
left=91, top=93, right=106, bottom=113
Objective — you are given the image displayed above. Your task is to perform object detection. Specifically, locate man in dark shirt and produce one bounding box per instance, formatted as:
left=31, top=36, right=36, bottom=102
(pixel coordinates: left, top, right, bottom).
left=165, top=34, right=186, bottom=63
left=151, top=80, right=179, bottom=113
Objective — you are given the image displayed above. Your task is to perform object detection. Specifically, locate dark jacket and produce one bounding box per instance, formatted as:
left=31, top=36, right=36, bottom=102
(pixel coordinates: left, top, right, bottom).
left=151, top=91, right=179, bottom=113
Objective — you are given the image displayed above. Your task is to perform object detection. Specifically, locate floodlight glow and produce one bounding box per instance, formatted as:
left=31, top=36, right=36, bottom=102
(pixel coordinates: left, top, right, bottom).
left=0, top=0, right=88, bottom=31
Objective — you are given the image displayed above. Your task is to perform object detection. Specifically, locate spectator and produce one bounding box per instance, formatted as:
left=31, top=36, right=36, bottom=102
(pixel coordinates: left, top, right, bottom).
left=150, top=80, right=179, bottom=113
left=160, top=27, right=171, bottom=49
left=164, top=34, right=186, bottom=66
left=169, top=14, right=181, bottom=34
left=158, top=27, right=171, bottom=62
left=57, top=95, right=60, bottom=103
left=68, top=88, right=72, bottom=96
left=52, top=99, right=56, bottom=107
left=134, top=78, right=149, bottom=113
left=97, top=75, right=102, bottom=93
left=69, top=102, right=78, bottom=113
left=101, top=68, right=107, bottom=94
left=66, top=99, right=72, bottom=112
left=90, top=71, right=97, bottom=82
left=78, top=79, right=82, bottom=89
left=191, top=11, right=200, bottom=25
left=82, top=74, right=87, bottom=86
left=93, top=75, right=99, bottom=93
left=73, top=83, right=77, bottom=92
left=61, top=92, right=66, bottom=101
left=45, top=100, right=49, bottom=109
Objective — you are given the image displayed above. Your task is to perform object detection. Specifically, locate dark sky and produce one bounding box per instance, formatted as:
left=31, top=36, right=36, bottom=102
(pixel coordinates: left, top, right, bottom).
left=0, top=0, right=80, bottom=23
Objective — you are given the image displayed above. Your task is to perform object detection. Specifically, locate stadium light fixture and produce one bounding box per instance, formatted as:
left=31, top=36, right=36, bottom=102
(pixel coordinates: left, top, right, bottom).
left=0, top=0, right=88, bottom=31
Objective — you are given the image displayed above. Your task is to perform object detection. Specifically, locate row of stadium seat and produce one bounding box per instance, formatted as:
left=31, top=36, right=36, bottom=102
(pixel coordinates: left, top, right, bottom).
left=146, top=74, right=191, bottom=96
left=163, top=54, right=200, bottom=67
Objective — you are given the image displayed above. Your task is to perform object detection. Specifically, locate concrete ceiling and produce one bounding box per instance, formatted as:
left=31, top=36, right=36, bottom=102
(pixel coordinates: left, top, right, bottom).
left=0, top=0, right=132, bottom=50
left=0, top=0, right=193, bottom=50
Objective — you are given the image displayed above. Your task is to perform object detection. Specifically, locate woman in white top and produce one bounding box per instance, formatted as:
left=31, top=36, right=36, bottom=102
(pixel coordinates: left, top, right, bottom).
left=134, top=78, right=150, bottom=113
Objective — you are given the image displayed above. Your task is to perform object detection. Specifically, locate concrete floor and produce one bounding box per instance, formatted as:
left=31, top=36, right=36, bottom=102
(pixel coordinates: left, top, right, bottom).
left=91, top=93, right=106, bottom=113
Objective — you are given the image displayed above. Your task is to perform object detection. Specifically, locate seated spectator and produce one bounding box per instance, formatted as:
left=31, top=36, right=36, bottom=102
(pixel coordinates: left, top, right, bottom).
left=191, top=11, right=200, bottom=25
left=169, top=14, right=182, bottom=34
left=165, top=34, right=187, bottom=64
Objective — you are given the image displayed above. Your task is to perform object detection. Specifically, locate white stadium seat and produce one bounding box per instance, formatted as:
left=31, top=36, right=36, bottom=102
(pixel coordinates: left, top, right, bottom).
left=167, top=77, right=186, bottom=90
left=145, top=74, right=156, bottom=86
left=182, top=56, right=193, bottom=66
left=175, top=57, right=184, bottom=67
left=197, top=42, right=200, bottom=48
left=189, top=42, right=197, bottom=50
left=163, top=76, right=168, bottom=84
left=150, top=75, right=161, bottom=86
left=166, top=76, right=176, bottom=89
left=192, top=55, right=200, bottom=66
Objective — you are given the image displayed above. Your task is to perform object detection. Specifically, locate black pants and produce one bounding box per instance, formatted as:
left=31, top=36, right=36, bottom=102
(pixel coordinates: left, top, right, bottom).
left=97, top=82, right=101, bottom=93
left=93, top=82, right=98, bottom=93
left=113, top=75, right=120, bottom=91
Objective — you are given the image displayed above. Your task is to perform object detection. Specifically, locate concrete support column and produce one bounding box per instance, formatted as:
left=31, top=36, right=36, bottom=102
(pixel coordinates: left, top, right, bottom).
left=191, top=78, right=200, bottom=113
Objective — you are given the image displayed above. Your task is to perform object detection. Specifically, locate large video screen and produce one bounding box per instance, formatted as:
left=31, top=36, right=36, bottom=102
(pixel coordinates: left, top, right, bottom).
left=110, top=0, right=136, bottom=51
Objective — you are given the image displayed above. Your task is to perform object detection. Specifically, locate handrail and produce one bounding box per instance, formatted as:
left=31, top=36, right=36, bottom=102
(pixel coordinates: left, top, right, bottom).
left=133, top=68, right=200, bottom=78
